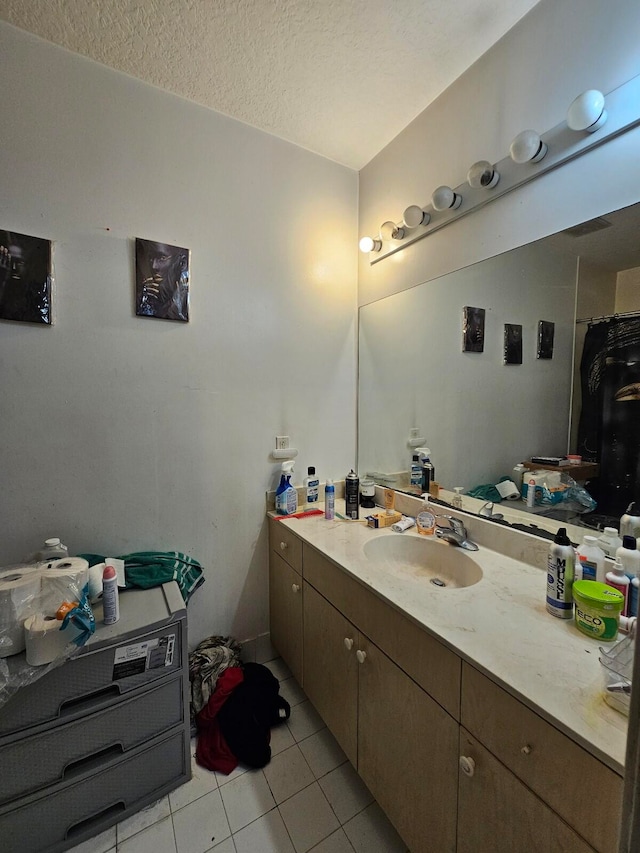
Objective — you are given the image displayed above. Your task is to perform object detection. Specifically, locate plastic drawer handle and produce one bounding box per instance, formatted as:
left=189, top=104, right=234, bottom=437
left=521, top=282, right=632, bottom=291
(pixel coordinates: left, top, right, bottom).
left=459, top=755, right=476, bottom=777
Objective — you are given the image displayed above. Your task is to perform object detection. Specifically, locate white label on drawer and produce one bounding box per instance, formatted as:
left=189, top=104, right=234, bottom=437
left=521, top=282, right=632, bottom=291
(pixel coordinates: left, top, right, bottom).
left=112, top=633, right=176, bottom=679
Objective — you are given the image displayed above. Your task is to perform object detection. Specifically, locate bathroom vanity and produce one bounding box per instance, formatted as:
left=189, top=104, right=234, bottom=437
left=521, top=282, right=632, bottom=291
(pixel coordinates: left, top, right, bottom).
left=269, top=507, right=626, bottom=853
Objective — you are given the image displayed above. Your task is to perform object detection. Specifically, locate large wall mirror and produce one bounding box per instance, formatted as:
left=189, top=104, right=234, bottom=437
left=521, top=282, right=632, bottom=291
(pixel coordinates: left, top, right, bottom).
left=358, top=200, right=640, bottom=537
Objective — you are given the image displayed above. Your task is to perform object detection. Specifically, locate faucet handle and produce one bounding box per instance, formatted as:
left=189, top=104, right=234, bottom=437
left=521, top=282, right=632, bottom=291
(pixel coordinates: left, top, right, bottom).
left=435, top=515, right=466, bottom=536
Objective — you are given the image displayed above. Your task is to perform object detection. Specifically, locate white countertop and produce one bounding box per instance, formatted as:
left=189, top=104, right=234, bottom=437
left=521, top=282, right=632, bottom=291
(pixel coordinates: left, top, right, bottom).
left=277, top=506, right=628, bottom=776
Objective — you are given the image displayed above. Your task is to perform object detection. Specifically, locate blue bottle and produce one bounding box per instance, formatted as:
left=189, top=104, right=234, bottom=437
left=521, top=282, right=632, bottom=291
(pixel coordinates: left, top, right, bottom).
left=275, top=461, right=298, bottom=515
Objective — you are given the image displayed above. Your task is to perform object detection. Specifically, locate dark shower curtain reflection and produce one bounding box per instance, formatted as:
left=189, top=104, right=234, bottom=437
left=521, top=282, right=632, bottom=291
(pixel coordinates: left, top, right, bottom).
left=577, top=317, right=640, bottom=518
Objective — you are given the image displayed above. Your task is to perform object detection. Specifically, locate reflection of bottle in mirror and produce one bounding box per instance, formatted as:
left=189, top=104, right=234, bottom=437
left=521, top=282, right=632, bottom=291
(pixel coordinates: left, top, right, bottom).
left=512, top=463, right=525, bottom=491
left=452, top=487, right=464, bottom=510
left=410, top=455, right=422, bottom=489
left=621, top=503, right=640, bottom=539
left=526, top=478, right=536, bottom=507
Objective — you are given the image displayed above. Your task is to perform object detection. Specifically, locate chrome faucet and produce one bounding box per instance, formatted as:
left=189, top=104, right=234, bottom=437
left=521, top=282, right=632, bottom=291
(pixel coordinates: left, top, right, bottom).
left=435, top=515, right=479, bottom=551
left=478, top=501, right=504, bottom=520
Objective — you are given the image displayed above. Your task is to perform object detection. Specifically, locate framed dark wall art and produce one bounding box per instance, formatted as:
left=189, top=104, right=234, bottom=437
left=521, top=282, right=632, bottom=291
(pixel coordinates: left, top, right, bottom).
left=537, top=320, right=555, bottom=359
left=504, top=323, right=523, bottom=364
left=0, top=230, right=52, bottom=324
left=135, top=238, right=190, bottom=322
left=463, top=306, right=486, bottom=353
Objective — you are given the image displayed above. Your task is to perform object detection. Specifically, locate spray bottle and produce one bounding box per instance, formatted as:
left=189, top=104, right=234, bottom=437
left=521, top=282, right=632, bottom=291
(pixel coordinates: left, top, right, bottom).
left=345, top=469, right=360, bottom=520
left=275, top=461, right=298, bottom=515
left=324, top=479, right=335, bottom=520
left=546, top=527, right=575, bottom=619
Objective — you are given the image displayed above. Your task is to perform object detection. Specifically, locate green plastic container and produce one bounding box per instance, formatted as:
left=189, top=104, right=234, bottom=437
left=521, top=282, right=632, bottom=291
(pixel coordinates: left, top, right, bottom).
left=572, top=580, right=624, bottom=641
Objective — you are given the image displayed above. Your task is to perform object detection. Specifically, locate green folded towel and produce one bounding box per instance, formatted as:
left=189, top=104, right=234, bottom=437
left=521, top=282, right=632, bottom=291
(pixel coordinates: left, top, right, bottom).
left=78, top=551, right=204, bottom=604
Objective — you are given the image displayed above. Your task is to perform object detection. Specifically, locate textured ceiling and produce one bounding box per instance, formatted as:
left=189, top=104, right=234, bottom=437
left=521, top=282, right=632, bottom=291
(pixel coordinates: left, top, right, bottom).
left=0, top=0, right=541, bottom=169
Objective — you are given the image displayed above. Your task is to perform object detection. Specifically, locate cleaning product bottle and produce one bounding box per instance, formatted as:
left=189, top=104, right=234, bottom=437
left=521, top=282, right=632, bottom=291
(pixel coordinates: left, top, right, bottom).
left=324, top=479, right=335, bottom=520
left=512, top=463, right=526, bottom=492
left=526, top=478, right=537, bottom=507
left=606, top=558, right=630, bottom=617
left=304, top=466, right=320, bottom=510
left=597, top=527, right=622, bottom=559
left=616, top=536, right=640, bottom=615
left=576, top=535, right=606, bottom=583
left=35, top=538, right=69, bottom=563
left=546, top=527, right=575, bottom=619
left=416, top=494, right=436, bottom=536
left=409, top=455, right=422, bottom=489
left=275, top=461, right=298, bottom=515
left=345, top=469, right=360, bottom=520
left=621, top=502, right=640, bottom=539
left=416, top=448, right=434, bottom=494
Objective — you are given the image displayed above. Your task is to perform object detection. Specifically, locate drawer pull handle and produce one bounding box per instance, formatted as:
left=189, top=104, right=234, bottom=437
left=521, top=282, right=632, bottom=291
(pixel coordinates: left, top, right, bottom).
left=459, top=755, right=476, bottom=778
left=344, top=638, right=354, bottom=651
left=291, top=583, right=301, bottom=593
left=356, top=650, right=367, bottom=664
left=280, top=541, right=288, bottom=551
left=521, top=744, right=532, bottom=755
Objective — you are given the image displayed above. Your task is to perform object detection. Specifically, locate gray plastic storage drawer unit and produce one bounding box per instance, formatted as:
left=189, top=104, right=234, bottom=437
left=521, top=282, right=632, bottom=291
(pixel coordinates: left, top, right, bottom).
left=0, top=582, right=191, bottom=853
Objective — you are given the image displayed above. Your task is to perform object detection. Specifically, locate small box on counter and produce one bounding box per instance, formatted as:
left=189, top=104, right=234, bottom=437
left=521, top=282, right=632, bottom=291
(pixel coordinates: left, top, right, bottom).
left=366, top=511, right=402, bottom=529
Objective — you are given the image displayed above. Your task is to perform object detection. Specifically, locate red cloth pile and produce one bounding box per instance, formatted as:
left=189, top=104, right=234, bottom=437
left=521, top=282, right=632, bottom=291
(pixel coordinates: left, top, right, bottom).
left=195, top=666, right=244, bottom=774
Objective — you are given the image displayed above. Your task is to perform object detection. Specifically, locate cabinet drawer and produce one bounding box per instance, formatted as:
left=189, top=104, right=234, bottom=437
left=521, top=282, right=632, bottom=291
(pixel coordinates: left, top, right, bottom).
left=461, top=663, right=622, bottom=853
left=269, top=518, right=302, bottom=575
left=0, top=622, right=182, bottom=738
left=303, top=543, right=460, bottom=718
left=0, top=675, right=184, bottom=805
left=0, top=727, right=188, bottom=853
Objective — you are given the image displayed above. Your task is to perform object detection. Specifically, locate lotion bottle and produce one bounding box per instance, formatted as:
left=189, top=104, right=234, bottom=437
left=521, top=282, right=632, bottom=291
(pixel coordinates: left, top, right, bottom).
left=606, top=558, right=630, bottom=617
left=616, top=536, right=640, bottom=616
left=576, top=535, right=606, bottom=583
left=304, top=466, right=320, bottom=510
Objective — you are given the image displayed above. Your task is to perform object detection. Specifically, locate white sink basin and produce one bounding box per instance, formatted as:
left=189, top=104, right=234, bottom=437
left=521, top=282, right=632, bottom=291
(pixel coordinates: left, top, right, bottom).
left=363, top=534, right=483, bottom=589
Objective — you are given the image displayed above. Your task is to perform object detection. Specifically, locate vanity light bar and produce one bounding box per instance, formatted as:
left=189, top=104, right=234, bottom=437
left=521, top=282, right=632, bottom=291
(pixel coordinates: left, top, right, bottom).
left=361, top=76, right=640, bottom=264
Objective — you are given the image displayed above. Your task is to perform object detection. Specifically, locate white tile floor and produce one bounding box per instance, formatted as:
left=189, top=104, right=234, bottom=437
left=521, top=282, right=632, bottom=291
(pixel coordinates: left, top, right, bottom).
left=67, top=657, right=409, bottom=853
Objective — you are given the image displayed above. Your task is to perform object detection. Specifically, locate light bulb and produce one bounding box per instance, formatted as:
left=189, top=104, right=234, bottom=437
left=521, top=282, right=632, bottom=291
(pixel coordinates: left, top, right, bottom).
left=510, top=130, right=548, bottom=164
left=359, top=236, right=382, bottom=253
left=567, top=90, right=607, bottom=132
left=379, top=221, right=405, bottom=241
left=467, top=161, right=500, bottom=189
left=431, top=185, right=462, bottom=211
left=403, top=205, right=431, bottom=228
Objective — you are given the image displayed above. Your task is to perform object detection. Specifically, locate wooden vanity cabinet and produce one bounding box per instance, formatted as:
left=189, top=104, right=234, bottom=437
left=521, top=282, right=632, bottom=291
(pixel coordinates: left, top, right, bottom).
left=457, top=728, right=594, bottom=853
left=268, top=519, right=303, bottom=684
left=268, top=522, right=623, bottom=853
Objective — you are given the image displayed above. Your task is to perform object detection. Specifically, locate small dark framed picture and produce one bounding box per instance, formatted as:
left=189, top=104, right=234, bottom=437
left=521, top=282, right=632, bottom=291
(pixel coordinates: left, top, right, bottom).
left=504, top=323, right=523, bottom=364
left=463, top=306, right=485, bottom=353
left=135, top=238, right=190, bottom=322
left=0, top=230, right=53, bottom=324
left=537, top=320, right=555, bottom=359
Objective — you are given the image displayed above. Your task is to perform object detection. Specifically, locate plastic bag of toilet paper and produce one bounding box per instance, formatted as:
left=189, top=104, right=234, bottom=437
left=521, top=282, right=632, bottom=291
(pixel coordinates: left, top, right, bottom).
left=523, top=470, right=597, bottom=513
left=0, top=558, right=95, bottom=710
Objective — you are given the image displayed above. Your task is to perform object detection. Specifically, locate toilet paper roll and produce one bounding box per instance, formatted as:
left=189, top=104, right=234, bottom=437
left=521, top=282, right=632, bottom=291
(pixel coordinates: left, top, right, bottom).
left=24, top=613, right=81, bottom=666
left=0, top=571, right=42, bottom=658
left=495, top=479, right=520, bottom=500
left=88, top=563, right=107, bottom=603
left=40, top=558, right=89, bottom=616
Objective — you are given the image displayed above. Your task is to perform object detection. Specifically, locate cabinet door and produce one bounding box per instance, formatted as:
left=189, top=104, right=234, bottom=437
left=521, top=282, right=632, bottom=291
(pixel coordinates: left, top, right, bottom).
left=458, top=728, right=595, bottom=853
left=303, top=582, right=358, bottom=765
left=269, top=552, right=303, bottom=684
left=357, top=636, right=458, bottom=853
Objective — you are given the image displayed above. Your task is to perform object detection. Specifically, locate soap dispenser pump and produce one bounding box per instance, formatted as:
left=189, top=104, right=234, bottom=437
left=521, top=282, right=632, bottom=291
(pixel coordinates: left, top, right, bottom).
left=275, top=461, right=298, bottom=515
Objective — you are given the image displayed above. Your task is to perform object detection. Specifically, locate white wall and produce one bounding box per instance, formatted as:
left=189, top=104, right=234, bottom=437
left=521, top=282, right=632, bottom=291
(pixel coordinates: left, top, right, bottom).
left=358, top=0, right=640, bottom=307
left=0, top=23, right=358, bottom=644
left=616, top=267, right=640, bottom=313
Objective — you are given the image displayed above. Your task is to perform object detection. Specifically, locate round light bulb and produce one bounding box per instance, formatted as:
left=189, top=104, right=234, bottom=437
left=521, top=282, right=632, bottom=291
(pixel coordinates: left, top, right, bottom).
left=467, top=160, right=500, bottom=189
left=379, top=221, right=405, bottom=241
left=509, top=130, right=548, bottom=164
left=567, top=89, right=607, bottom=132
left=359, top=236, right=381, bottom=253
left=431, top=185, right=462, bottom=211
left=403, top=205, right=430, bottom=229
